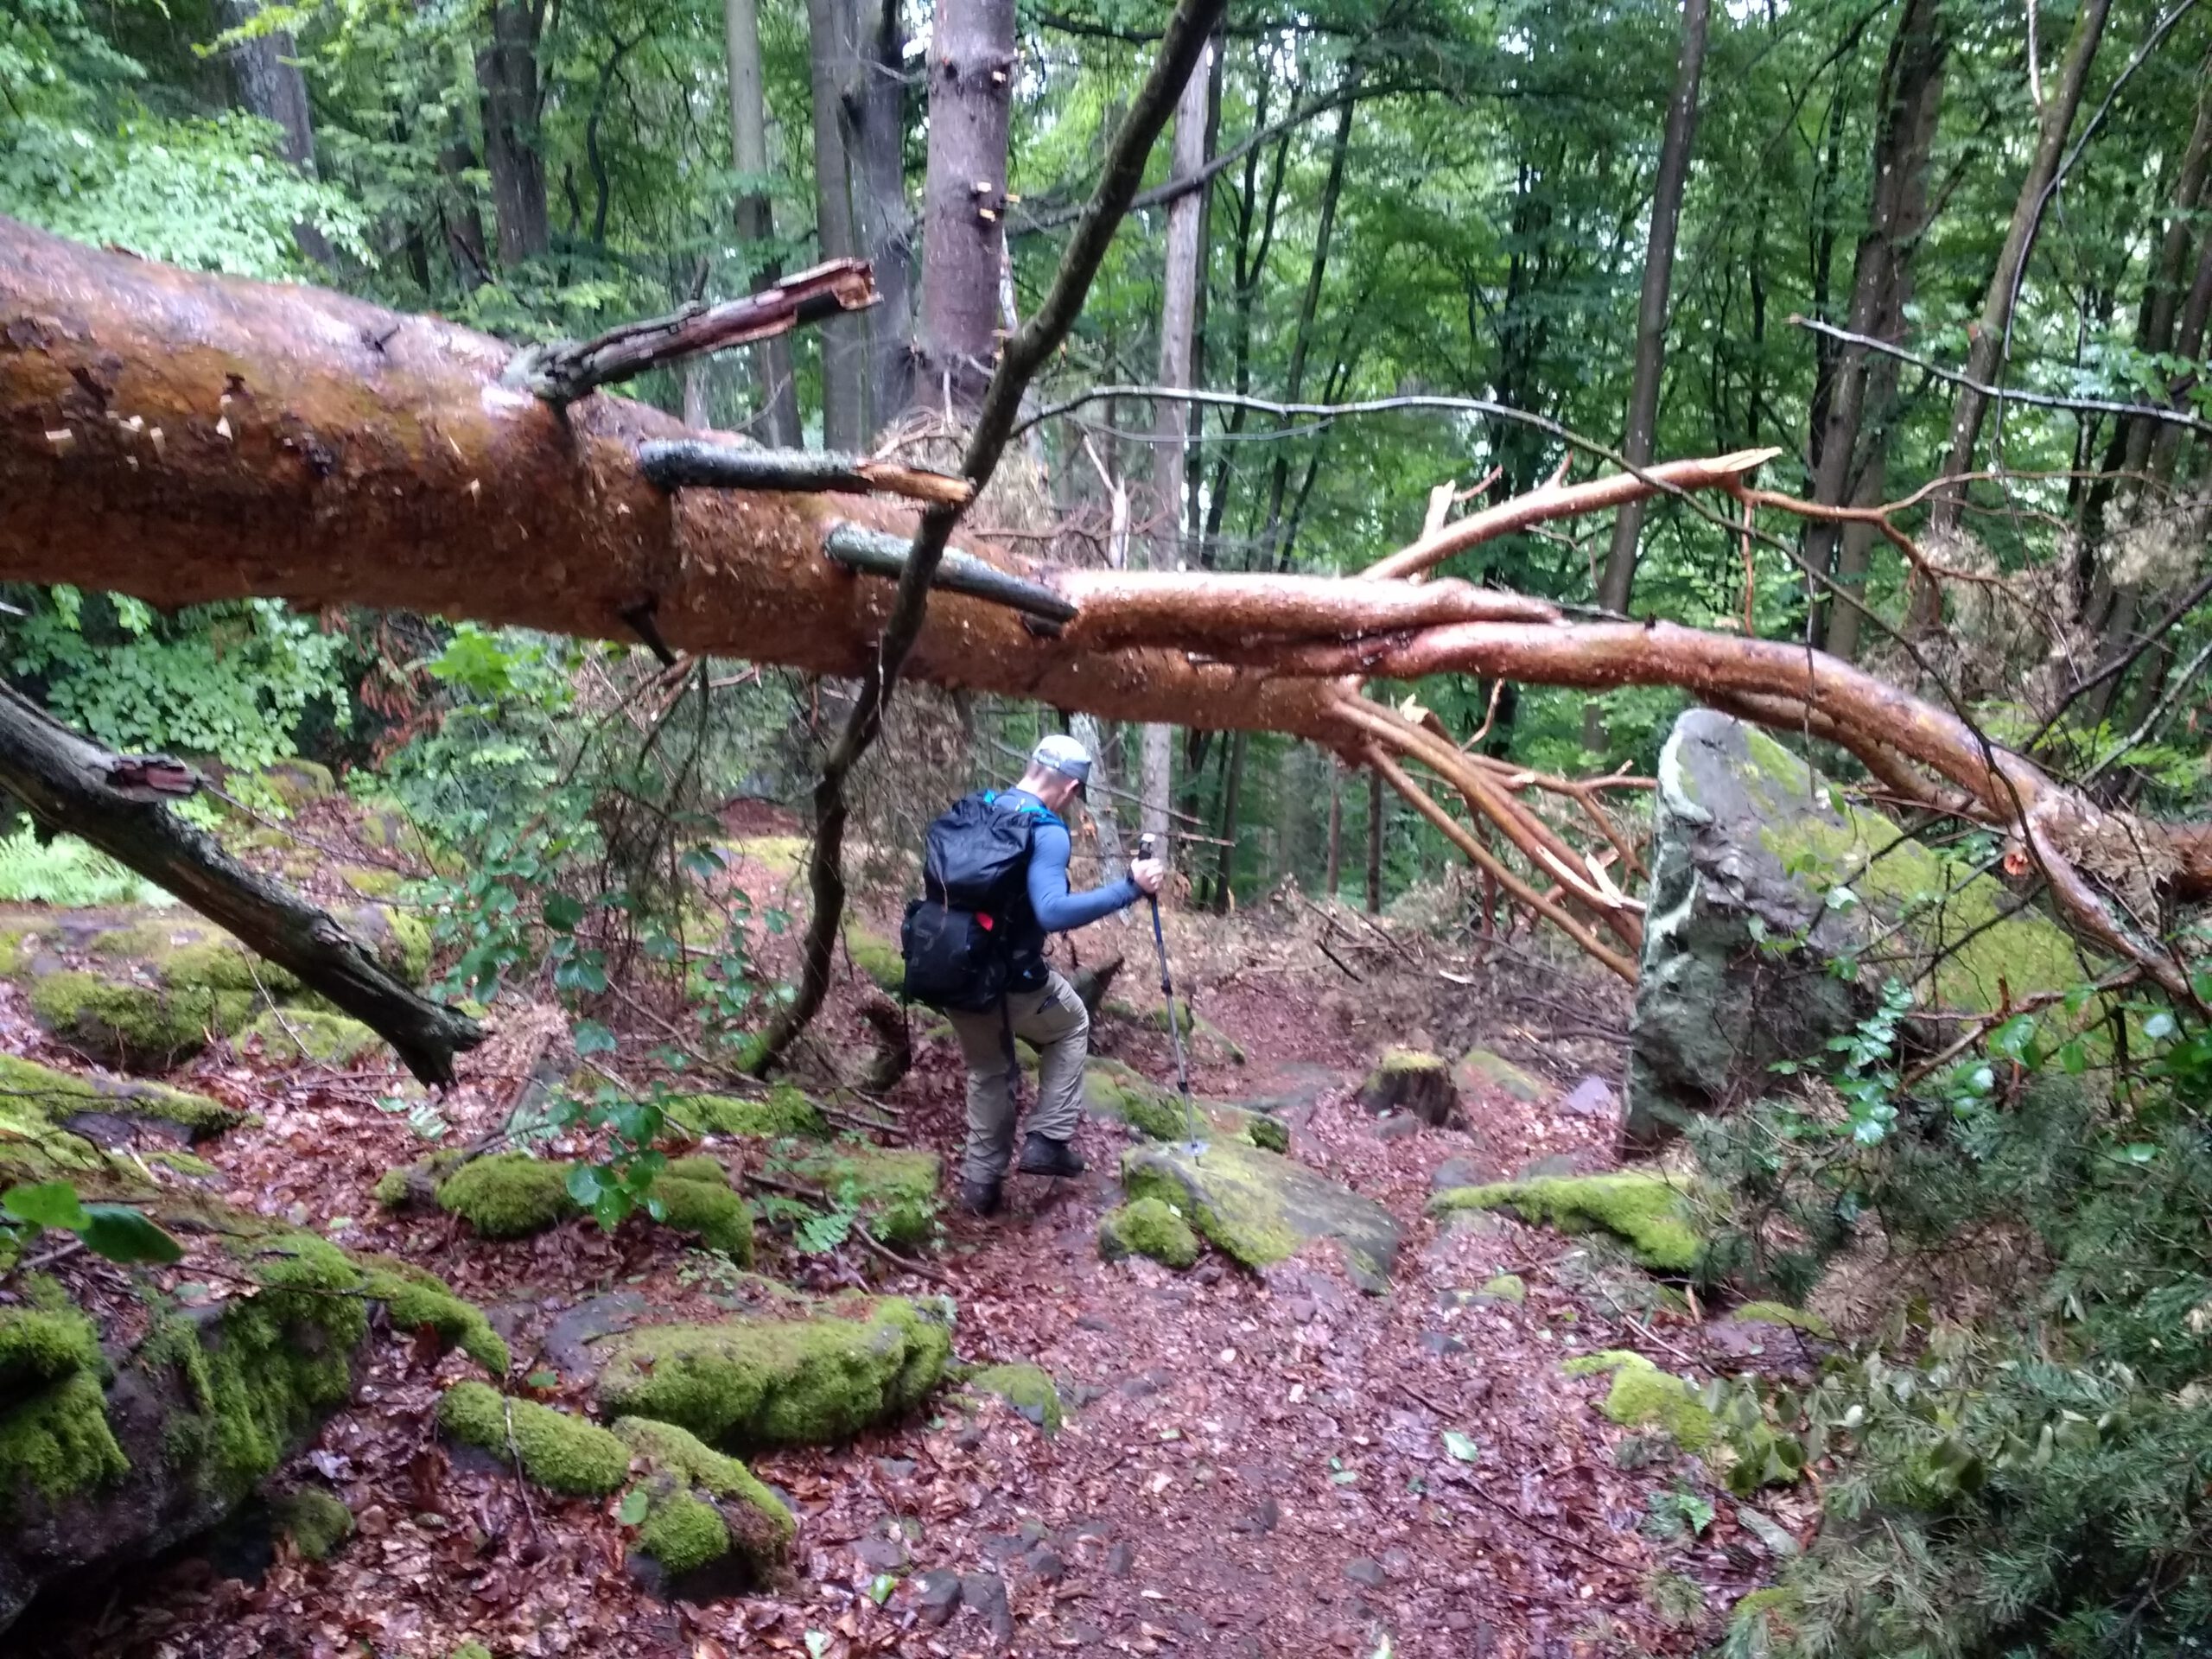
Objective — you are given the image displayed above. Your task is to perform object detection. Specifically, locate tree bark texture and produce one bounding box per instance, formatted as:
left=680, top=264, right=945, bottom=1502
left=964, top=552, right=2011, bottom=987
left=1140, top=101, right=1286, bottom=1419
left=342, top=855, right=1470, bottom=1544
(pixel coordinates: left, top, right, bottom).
left=0, top=684, right=482, bottom=1084
left=853, top=0, right=913, bottom=426
left=477, top=0, right=551, bottom=267
left=721, top=0, right=803, bottom=446
left=1595, top=0, right=1710, bottom=612
left=916, top=0, right=1017, bottom=416
left=806, top=0, right=869, bottom=448
left=4, top=217, right=2208, bottom=998
left=1806, top=0, right=1947, bottom=661
left=217, top=0, right=332, bottom=265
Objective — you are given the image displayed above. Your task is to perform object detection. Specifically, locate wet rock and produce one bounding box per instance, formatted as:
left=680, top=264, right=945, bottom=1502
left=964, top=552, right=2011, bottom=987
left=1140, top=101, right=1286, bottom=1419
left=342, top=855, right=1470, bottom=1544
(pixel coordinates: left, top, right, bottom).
left=853, top=1535, right=906, bottom=1573
left=1560, top=1076, right=1618, bottom=1121
left=914, top=1567, right=963, bottom=1627
left=539, top=1291, right=652, bottom=1382
left=1417, top=1332, right=1466, bottom=1357
left=1430, top=1155, right=1491, bottom=1192
left=1105, top=1539, right=1136, bottom=1577
left=1027, top=1545, right=1066, bottom=1584
left=961, top=1569, right=1015, bottom=1646
left=1344, top=1557, right=1388, bottom=1589
left=1120, top=1138, right=1404, bottom=1293
left=1371, top=1112, right=1423, bottom=1143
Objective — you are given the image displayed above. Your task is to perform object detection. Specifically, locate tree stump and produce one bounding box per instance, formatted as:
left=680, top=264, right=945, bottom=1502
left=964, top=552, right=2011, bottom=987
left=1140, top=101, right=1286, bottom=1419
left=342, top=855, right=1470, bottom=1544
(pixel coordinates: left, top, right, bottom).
left=1356, top=1048, right=1460, bottom=1127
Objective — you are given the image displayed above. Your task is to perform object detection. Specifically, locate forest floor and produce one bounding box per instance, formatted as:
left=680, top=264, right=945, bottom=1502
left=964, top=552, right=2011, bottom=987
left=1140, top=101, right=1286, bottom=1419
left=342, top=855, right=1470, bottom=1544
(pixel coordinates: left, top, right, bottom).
left=10, top=798, right=1815, bottom=1659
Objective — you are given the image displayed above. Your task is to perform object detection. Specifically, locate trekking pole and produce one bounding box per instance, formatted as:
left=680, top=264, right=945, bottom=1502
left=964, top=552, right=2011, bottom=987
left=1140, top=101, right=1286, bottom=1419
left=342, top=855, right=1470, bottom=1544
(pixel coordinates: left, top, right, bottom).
left=1137, top=835, right=1204, bottom=1145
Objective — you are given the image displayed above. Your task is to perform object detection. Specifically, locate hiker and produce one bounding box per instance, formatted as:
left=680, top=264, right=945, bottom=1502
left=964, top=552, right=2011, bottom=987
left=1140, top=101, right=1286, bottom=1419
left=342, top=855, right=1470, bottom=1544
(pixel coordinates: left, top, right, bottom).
left=901, top=734, right=1163, bottom=1216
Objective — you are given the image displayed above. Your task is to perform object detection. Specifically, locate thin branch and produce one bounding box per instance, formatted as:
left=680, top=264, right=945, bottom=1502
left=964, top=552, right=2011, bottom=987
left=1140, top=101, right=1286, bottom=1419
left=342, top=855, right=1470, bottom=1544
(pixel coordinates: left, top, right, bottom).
left=823, top=523, right=1078, bottom=631
left=639, top=442, right=974, bottom=507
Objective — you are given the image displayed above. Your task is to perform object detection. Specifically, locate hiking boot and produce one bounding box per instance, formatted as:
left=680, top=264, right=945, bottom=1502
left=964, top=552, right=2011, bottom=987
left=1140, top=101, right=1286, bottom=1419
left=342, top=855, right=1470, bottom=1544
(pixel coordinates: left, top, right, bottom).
left=1017, top=1133, right=1085, bottom=1178
left=958, top=1180, right=1004, bottom=1217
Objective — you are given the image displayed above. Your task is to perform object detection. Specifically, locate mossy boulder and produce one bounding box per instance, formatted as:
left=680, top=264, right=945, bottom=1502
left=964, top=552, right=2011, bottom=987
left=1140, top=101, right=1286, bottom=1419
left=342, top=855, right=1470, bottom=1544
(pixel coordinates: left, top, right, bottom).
left=353, top=1255, right=511, bottom=1373
left=435, top=1154, right=580, bottom=1238
left=668, top=1083, right=827, bottom=1140
left=257, top=758, right=337, bottom=809
left=783, top=1145, right=939, bottom=1251
left=650, top=1165, right=756, bottom=1262
left=1358, top=1048, right=1459, bottom=1125
left=0, top=1053, right=239, bottom=1143
left=1478, top=1273, right=1528, bottom=1305
left=28, top=970, right=255, bottom=1072
left=1452, top=1048, right=1546, bottom=1103
left=271, top=1485, right=354, bottom=1560
left=1431, top=1171, right=1705, bottom=1272
left=1082, top=1058, right=1286, bottom=1151
left=1562, top=1351, right=1714, bottom=1451
left=1146, top=998, right=1245, bottom=1065
left=240, top=1007, right=383, bottom=1066
left=593, top=1299, right=950, bottom=1450
left=1731, top=1300, right=1834, bottom=1339
left=1629, top=709, right=2101, bottom=1147
left=1121, top=1137, right=1403, bottom=1292
left=614, top=1416, right=793, bottom=1579
left=429, top=1153, right=754, bottom=1259
left=0, top=1306, right=102, bottom=1396
left=843, top=927, right=906, bottom=995
left=437, top=1381, right=629, bottom=1496
left=963, top=1363, right=1064, bottom=1433
left=1097, top=1197, right=1201, bottom=1269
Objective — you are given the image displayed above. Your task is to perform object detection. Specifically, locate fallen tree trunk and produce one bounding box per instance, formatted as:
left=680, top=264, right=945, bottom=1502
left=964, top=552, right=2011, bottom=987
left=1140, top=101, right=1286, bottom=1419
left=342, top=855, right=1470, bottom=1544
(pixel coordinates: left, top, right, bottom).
left=0, top=683, right=484, bottom=1083
left=1, top=217, right=2203, bottom=1001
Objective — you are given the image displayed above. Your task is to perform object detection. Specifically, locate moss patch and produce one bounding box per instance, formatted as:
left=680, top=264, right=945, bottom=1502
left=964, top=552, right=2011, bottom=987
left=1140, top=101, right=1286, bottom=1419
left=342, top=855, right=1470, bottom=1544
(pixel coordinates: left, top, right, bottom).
left=28, top=970, right=254, bottom=1071
left=594, top=1299, right=950, bottom=1450
left=634, top=1484, right=729, bottom=1574
left=669, top=1084, right=827, bottom=1140
left=355, top=1255, right=511, bottom=1373
left=613, top=1416, right=793, bottom=1561
left=1452, top=1048, right=1546, bottom=1103
left=1149, top=999, right=1245, bottom=1065
left=0, top=1367, right=129, bottom=1508
left=1563, top=1351, right=1713, bottom=1451
left=0, top=1052, right=238, bottom=1140
left=436, top=1154, right=580, bottom=1238
left=242, top=1007, right=382, bottom=1066
left=843, top=928, right=906, bottom=995
left=1120, top=1137, right=1403, bottom=1291
left=1430, top=1172, right=1704, bottom=1272
left=1083, top=1058, right=1285, bottom=1151
left=965, top=1363, right=1063, bottom=1433
left=1478, top=1273, right=1528, bottom=1305
left=451, top=1643, right=496, bottom=1659
left=784, top=1144, right=939, bottom=1252
left=1097, top=1198, right=1199, bottom=1269
left=0, top=1305, right=102, bottom=1395
left=652, top=1169, right=755, bottom=1263
left=1731, top=1300, right=1834, bottom=1339
left=272, top=1485, right=354, bottom=1560
left=436, top=1381, right=629, bottom=1496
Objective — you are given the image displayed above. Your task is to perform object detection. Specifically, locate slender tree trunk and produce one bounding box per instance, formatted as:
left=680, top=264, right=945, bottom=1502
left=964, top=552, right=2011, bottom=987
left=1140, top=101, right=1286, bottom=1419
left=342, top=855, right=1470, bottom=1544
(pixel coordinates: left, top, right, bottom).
left=807, top=0, right=868, bottom=448
left=217, top=0, right=332, bottom=265
left=1594, top=0, right=1711, bottom=613
left=1070, top=712, right=1126, bottom=874
left=916, top=0, right=1017, bottom=416
left=1922, top=0, right=2113, bottom=549
left=1210, top=727, right=1245, bottom=912
left=1325, top=764, right=1342, bottom=897
left=1365, top=768, right=1383, bottom=914
left=477, top=0, right=551, bottom=267
left=1140, top=41, right=1211, bottom=859
left=1805, top=0, right=1948, bottom=662
left=438, top=140, right=493, bottom=290
left=854, top=0, right=912, bottom=427
left=722, top=0, right=802, bottom=445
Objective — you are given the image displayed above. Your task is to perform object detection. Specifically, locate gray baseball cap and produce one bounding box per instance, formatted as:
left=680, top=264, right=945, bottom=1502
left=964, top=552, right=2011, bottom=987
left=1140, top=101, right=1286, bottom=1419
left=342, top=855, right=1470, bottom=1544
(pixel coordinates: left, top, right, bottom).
left=1030, top=733, right=1092, bottom=793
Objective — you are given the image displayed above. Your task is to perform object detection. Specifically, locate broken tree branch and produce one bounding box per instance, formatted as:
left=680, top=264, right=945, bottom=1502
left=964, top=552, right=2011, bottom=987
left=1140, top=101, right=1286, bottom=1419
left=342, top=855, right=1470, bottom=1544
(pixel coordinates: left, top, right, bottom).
left=639, top=441, right=974, bottom=507
left=824, top=523, right=1078, bottom=631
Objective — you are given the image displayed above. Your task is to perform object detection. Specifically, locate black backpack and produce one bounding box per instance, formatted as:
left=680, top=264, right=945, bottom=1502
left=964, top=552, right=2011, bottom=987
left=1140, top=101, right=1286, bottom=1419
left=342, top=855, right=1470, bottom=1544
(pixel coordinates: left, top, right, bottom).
left=899, top=791, right=1046, bottom=1012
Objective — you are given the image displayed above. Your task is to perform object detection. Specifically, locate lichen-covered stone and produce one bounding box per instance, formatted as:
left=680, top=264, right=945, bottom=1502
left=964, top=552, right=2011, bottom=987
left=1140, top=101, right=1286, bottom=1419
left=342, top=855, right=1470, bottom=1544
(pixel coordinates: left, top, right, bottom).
left=1731, top=1300, right=1834, bottom=1339
left=271, top=1485, right=354, bottom=1560
left=1431, top=1171, right=1704, bottom=1272
left=1629, top=710, right=2098, bottom=1146
left=436, top=1382, right=629, bottom=1496
left=1358, top=1048, right=1459, bottom=1125
left=28, top=969, right=253, bottom=1071
left=594, top=1299, right=950, bottom=1449
left=241, top=1007, right=382, bottom=1066
left=965, top=1363, right=1063, bottom=1433
left=1562, top=1351, right=1713, bottom=1450
left=1121, top=1138, right=1402, bottom=1292
left=1096, top=1198, right=1200, bottom=1269
left=668, top=1083, right=827, bottom=1139
left=435, top=1154, right=580, bottom=1238
left=0, top=1053, right=238, bottom=1141
left=1451, top=1048, right=1546, bottom=1103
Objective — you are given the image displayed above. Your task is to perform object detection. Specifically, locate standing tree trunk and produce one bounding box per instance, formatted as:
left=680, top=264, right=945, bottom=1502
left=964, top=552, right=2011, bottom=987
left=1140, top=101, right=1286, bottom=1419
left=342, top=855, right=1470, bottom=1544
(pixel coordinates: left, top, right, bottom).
left=477, top=0, right=551, bottom=267
left=1070, top=712, right=1126, bottom=874
left=854, top=0, right=912, bottom=427
left=916, top=0, right=1017, bottom=417
left=722, top=0, right=803, bottom=446
left=1365, top=769, right=1383, bottom=914
left=1325, top=763, right=1343, bottom=897
left=1921, top=0, right=2112, bottom=552
left=1210, top=728, right=1245, bottom=911
left=217, top=0, right=333, bottom=265
left=1140, top=41, right=1211, bottom=861
left=1593, top=0, right=1711, bottom=614
left=807, top=0, right=868, bottom=448
left=1805, top=0, right=1948, bottom=662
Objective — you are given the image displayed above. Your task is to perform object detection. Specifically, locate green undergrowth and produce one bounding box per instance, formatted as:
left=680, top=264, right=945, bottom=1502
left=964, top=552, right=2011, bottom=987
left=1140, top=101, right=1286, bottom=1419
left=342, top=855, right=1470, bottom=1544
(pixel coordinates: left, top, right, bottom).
left=1431, top=1171, right=1706, bottom=1271
left=779, top=1144, right=938, bottom=1251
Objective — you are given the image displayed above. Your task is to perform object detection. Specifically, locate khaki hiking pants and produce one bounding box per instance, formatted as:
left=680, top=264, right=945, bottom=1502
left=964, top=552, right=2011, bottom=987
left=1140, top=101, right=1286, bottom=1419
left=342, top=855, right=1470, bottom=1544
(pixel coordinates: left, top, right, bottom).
left=946, top=970, right=1088, bottom=1187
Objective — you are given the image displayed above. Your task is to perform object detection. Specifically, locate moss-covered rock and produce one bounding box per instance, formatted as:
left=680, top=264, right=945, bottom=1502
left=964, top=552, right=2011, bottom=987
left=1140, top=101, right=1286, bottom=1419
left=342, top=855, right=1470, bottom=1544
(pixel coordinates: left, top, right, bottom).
left=86, top=918, right=300, bottom=997
left=784, top=1144, right=939, bottom=1250
left=1731, top=1300, right=1834, bottom=1339
left=615, top=1416, right=792, bottom=1581
left=435, top=1154, right=581, bottom=1238
left=668, top=1083, right=827, bottom=1140
left=0, top=1368, right=128, bottom=1509
left=1083, top=1058, right=1285, bottom=1151
left=594, top=1299, right=950, bottom=1449
left=258, top=758, right=336, bottom=808
left=1358, top=1048, right=1459, bottom=1124
left=335, top=865, right=407, bottom=899
left=1121, top=1137, right=1403, bottom=1292
left=0, top=1306, right=102, bottom=1396
left=0, top=1053, right=238, bottom=1141
left=652, top=1168, right=755, bottom=1263
left=451, top=1644, right=496, bottom=1659
left=843, top=927, right=906, bottom=995
left=1096, top=1198, right=1200, bottom=1269
left=272, top=1485, right=354, bottom=1560
left=1478, top=1273, right=1529, bottom=1305
left=1430, top=1171, right=1705, bottom=1272
left=1451, top=1048, right=1546, bottom=1103
left=1562, top=1351, right=1713, bottom=1451
left=28, top=969, right=254, bottom=1071
left=354, top=1255, right=511, bottom=1373
left=241, top=1007, right=383, bottom=1066
left=964, top=1363, right=1063, bottom=1433
left=436, top=1381, right=630, bottom=1496
left=1147, top=998, right=1245, bottom=1065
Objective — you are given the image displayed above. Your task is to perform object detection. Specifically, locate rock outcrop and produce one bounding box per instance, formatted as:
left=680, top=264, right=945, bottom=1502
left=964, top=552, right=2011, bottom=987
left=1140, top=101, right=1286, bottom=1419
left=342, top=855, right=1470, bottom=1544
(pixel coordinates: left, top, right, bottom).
left=1120, top=1138, right=1403, bottom=1292
left=1628, top=709, right=2094, bottom=1147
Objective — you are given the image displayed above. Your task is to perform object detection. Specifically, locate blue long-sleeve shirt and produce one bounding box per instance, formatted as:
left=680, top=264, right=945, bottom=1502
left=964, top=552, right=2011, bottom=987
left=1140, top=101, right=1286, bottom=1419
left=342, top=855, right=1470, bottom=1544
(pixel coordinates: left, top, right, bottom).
left=999, top=788, right=1140, bottom=988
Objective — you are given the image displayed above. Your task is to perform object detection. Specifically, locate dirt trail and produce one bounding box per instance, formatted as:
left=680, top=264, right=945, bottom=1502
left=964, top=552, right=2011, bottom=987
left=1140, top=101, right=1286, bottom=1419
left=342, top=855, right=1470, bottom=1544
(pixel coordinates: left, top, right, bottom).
left=17, top=902, right=1779, bottom=1657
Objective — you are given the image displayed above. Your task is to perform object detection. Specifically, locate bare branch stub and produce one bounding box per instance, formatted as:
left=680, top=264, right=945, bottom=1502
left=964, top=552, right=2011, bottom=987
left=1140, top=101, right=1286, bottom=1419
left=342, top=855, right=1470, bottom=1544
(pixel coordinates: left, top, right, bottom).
left=823, top=523, right=1079, bottom=632
left=640, top=441, right=974, bottom=508
left=508, top=258, right=878, bottom=407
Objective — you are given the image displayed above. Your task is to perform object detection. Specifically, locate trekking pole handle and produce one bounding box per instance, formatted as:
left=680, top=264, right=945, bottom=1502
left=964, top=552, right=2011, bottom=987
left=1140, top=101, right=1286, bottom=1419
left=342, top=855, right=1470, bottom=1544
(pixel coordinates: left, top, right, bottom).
left=1136, top=833, right=1155, bottom=861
